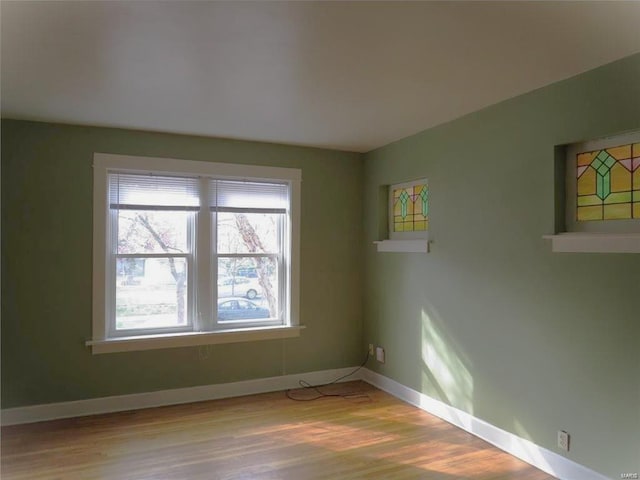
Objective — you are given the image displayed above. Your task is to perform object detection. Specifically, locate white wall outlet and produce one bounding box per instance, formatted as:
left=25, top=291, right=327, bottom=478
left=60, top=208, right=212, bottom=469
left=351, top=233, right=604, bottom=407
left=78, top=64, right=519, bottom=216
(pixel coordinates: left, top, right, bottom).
left=368, top=344, right=374, bottom=356
left=557, top=430, right=570, bottom=451
left=376, top=346, right=385, bottom=363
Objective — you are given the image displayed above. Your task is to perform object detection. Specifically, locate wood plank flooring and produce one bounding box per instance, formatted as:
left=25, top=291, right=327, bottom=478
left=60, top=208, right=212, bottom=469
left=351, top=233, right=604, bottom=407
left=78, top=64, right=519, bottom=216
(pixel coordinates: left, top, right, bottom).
left=1, top=381, right=556, bottom=479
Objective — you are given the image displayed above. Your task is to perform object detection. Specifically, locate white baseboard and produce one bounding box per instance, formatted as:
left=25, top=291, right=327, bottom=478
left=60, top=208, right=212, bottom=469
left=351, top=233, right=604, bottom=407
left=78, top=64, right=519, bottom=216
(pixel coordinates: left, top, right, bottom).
left=1, top=366, right=364, bottom=426
left=362, top=368, right=610, bottom=480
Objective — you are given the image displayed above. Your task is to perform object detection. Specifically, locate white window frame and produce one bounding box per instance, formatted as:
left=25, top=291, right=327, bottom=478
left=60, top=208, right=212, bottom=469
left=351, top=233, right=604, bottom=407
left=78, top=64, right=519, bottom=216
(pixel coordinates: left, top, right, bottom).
left=88, top=153, right=302, bottom=354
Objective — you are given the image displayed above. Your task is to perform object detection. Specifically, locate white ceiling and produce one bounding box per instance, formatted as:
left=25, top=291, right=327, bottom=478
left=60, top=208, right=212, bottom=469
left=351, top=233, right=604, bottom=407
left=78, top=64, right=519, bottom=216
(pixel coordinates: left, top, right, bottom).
left=2, top=1, right=639, bottom=153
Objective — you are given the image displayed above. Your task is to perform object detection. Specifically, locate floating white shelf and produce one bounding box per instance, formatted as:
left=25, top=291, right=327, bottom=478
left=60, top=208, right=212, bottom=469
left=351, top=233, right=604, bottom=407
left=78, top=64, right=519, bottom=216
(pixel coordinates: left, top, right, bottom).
left=374, top=239, right=429, bottom=253
left=543, top=233, right=640, bottom=253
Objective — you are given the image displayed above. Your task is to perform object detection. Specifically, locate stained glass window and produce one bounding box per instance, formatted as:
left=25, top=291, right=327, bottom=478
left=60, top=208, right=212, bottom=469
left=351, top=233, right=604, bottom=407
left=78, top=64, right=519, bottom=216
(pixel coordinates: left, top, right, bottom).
left=391, top=180, right=428, bottom=234
left=576, top=143, right=640, bottom=221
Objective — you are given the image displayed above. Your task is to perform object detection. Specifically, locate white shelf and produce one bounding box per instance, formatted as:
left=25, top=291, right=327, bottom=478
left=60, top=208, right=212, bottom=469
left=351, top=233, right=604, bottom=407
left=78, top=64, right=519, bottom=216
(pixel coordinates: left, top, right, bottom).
left=374, top=239, right=429, bottom=253
left=543, top=233, right=640, bottom=253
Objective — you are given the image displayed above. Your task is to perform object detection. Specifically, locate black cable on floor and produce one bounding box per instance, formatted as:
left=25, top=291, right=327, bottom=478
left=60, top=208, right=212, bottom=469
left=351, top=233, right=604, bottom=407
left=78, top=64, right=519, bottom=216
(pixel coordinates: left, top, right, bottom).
left=285, top=352, right=371, bottom=402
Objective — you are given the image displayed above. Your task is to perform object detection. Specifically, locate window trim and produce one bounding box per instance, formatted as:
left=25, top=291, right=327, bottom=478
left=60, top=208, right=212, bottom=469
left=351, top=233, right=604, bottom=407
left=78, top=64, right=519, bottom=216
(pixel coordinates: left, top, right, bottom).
left=86, top=326, right=305, bottom=354
left=90, top=153, right=302, bottom=353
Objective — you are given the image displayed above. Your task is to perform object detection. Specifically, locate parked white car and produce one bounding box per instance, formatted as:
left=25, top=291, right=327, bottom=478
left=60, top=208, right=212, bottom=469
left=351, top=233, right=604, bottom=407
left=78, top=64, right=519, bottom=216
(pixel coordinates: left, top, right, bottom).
left=217, top=276, right=261, bottom=299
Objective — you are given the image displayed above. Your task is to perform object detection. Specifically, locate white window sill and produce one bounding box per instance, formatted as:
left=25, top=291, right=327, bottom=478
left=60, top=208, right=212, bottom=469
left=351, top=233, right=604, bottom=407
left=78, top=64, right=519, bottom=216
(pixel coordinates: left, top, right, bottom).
left=374, top=239, right=429, bottom=253
left=86, top=325, right=305, bottom=354
left=543, top=233, right=640, bottom=253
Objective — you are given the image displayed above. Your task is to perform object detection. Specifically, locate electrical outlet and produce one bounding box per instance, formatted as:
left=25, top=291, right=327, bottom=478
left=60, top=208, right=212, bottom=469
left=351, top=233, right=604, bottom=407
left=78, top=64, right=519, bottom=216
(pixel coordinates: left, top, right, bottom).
left=557, top=430, right=570, bottom=451
left=368, top=344, right=374, bottom=356
left=376, top=346, right=385, bottom=363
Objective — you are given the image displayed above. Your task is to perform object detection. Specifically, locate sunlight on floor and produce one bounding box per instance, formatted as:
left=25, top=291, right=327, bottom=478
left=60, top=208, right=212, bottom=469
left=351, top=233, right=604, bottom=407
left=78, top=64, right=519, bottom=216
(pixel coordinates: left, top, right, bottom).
left=255, top=420, right=402, bottom=451
left=259, top=417, right=543, bottom=478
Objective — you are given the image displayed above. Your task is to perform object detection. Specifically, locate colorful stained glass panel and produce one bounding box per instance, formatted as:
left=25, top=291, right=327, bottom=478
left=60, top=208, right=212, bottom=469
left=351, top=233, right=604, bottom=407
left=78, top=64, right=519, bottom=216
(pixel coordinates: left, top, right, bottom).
left=576, top=142, right=638, bottom=221
left=392, top=182, right=429, bottom=233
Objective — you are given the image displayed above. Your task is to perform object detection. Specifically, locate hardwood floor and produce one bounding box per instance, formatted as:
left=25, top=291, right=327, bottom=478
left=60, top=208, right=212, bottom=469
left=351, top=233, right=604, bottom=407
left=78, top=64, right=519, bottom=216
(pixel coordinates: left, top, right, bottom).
left=1, top=381, right=556, bottom=479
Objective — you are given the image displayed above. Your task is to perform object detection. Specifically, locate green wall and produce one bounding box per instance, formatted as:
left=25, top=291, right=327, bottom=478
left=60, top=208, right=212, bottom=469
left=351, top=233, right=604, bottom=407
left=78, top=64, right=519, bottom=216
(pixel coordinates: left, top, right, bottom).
left=363, top=54, right=640, bottom=478
left=1, top=120, right=363, bottom=407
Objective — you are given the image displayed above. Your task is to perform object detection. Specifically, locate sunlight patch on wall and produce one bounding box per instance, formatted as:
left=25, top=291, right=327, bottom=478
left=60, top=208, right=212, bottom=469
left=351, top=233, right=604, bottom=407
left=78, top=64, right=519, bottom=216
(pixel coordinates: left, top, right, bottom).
left=513, top=419, right=533, bottom=442
left=421, top=309, right=474, bottom=415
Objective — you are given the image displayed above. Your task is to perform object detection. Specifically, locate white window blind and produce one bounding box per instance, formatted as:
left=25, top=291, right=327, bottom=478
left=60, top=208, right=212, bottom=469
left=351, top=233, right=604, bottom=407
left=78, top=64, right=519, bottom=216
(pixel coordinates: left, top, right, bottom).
left=210, top=180, right=288, bottom=212
left=109, top=173, right=200, bottom=210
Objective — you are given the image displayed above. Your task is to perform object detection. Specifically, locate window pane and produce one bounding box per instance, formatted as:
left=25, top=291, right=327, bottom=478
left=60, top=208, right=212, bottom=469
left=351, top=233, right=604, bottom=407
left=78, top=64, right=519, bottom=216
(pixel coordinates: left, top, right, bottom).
left=217, top=212, right=279, bottom=254
left=116, top=258, right=188, bottom=330
left=392, top=182, right=428, bottom=233
left=117, top=210, right=190, bottom=254
left=576, top=145, right=634, bottom=221
left=217, top=257, right=278, bottom=320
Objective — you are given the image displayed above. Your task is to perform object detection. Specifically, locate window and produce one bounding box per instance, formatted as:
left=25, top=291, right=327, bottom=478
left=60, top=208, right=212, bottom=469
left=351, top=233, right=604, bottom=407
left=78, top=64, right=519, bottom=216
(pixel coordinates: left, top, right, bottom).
left=545, top=130, right=640, bottom=253
left=374, top=178, right=430, bottom=253
left=565, top=131, right=640, bottom=234
left=90, top=153, right=301, bottom=353
left=389, top=179, right=429, bottom=239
